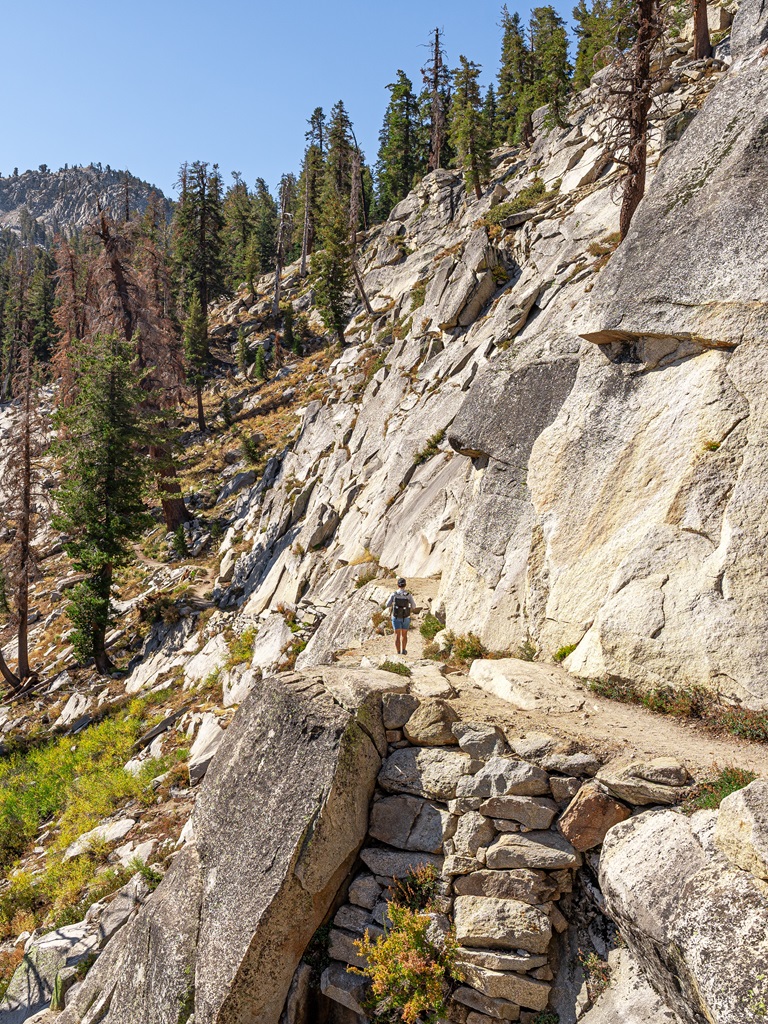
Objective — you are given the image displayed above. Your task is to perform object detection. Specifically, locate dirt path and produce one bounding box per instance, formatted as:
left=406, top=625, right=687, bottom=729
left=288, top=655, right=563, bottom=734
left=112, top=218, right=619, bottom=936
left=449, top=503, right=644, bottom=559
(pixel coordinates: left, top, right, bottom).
left=337, top=577, right=768, bottom=781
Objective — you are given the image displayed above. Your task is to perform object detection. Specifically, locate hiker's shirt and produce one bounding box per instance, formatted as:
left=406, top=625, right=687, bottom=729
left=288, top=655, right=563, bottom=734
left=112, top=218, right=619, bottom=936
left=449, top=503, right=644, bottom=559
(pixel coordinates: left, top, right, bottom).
left=385, top=591, right=416, bottom=617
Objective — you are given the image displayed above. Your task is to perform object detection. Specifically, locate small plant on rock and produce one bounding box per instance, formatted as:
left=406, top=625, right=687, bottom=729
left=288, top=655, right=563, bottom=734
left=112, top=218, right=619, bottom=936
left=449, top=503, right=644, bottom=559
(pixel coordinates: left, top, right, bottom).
left=413, top=429, right=446, bottom=466
left=683, top=764, right=758, bottom=813
left=579, top=949, right=612, bottom=1002
left=554, top=643, right=577, bottom=662
left=379, top=660, right=412, bottom=678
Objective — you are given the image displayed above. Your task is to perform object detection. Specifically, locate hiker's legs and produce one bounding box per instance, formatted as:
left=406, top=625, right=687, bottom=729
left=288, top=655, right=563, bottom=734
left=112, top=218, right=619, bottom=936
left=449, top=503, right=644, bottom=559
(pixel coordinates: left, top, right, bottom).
left=397, top=628, right=407, bottom=653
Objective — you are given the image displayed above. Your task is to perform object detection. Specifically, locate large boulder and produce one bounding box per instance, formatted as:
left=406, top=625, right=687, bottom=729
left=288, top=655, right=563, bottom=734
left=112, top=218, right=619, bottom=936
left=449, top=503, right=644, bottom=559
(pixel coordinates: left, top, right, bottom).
left=714, top=778, right=768, bottom=879
left=600, top=808, right=768, bottom=1024
left=56, top=670, right=390, bottom=1024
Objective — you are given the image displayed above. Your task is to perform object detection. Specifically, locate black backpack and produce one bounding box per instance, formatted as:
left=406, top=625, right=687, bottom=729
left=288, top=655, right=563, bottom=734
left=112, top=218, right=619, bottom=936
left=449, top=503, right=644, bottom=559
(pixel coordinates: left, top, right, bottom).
left=393, top=592, right=411, bottom=618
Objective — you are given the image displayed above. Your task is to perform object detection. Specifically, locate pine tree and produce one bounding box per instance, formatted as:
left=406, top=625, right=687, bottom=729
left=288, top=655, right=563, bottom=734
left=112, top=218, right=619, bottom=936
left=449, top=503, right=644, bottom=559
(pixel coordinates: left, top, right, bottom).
left=421, top=28, right=453, bottom=171
left=172, top=161, right=226, bottom=310
left=53, top=333, right=152, bottom=674
left=311, top=185, right=351, bottom=345
left=223, top=171, right=254, bottom=293
left=254, top=344, right=268, bottom=381
left=450, top=57, right=492, bottom=201
left=184, top=292, right=208, bottom=431
left=597, top=0, right=664, bottom=237
left=483, top=84, right=500, bottom=146
left=273, top=174, right=297, bottom=317
left=524, top=7, right=573, bottom=130
left=299, top=108, right=326, bottom=278
left=573, top=0, right=632, bottom=89
left=248, top=178, right=278, bottom=290
left=376, top=71, right=423, bottom=219
left=236, top=328, right=250, bottom=373
left=497, top=7, right=530, bottom=143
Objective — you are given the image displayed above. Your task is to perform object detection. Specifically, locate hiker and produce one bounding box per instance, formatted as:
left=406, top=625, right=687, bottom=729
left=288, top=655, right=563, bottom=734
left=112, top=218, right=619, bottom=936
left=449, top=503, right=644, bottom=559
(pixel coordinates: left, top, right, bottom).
left=385, top=578, right=416, bottom=655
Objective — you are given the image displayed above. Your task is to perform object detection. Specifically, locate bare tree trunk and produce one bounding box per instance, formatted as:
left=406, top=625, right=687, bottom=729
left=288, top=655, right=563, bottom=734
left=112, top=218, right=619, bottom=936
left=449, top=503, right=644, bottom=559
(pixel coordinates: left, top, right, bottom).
left=619, top=0, right=662, bottom=239
left=195, top=382, right=206, bottom=432
left=91, top=565, right=114, bottom=675
left=300, top=162, right=311, bottom=279
left=692, top=0, right=711, bottom=59
left=349, top=144, right=374, bottom=316
left=150, top=443, right=191, bottom=530
left=16, top=354, right=32, bottom=681
left=0, top=650, right=20, bottom=691
left=352, top=258, right=372, bottom=313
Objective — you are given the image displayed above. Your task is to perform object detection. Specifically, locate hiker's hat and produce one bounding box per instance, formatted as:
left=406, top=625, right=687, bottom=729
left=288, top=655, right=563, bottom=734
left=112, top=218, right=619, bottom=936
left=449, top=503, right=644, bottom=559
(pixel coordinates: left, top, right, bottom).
left=397, top=577, right=406, bottom=587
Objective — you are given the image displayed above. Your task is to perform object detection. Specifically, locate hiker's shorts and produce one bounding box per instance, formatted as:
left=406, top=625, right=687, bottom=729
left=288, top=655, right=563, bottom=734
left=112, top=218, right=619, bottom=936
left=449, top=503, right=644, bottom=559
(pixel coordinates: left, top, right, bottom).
left=392, top=617, right=411, bottom=630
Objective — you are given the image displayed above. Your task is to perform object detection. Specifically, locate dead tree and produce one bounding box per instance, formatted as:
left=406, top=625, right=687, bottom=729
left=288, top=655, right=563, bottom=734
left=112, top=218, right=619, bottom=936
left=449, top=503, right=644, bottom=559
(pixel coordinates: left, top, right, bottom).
left=597, top=0, right=664, bottom=239
left=0, top=338, right=46, bottom=691
left=349, top=139, right=373, bottom=316
left=422, top=28, right=451, bottom=171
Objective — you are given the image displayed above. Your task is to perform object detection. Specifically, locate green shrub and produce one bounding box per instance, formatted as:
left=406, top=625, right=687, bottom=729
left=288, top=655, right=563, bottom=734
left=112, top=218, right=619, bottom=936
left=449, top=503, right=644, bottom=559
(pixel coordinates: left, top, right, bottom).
left=452, top=632, right=488, bottom=665
left=355, top=567, right=379, bottom=589
left=410, top=281, right=428, bottom=312
left=554, top=643, right=578, bottom=663
left=515, top=639, right=537, bottom=662
left=683, top=765, right=758, bottom=813
left=221, top=396, right=233, bottom=428
left=414, top=429, right=446, bottom=466
left=227, top=627, right=257, bottom=668
left=354, top=902, right=459, bottom=1024
left=241, top=432, right=262, bottom=466
left=172, top=525, right=188, bottom=559
left=484, top=178, right=559, bottom=225
left=420, top=615, right=443, bottom=641
left=379, top=660, right=412, bottom=678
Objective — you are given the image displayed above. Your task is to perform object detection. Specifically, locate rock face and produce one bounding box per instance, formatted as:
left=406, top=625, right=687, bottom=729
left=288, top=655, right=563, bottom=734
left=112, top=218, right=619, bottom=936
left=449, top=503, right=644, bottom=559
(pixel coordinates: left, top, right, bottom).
left=600, top=807, right=768, bottom=1024
left=56, top=670, right=388, bottom=1024
left=0, top=165, right=171, bottom=236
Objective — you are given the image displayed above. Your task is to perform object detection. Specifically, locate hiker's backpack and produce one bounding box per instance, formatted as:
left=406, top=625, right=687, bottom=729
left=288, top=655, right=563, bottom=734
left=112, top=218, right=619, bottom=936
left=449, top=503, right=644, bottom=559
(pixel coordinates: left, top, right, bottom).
left=393, top=592, right=411, bottom=618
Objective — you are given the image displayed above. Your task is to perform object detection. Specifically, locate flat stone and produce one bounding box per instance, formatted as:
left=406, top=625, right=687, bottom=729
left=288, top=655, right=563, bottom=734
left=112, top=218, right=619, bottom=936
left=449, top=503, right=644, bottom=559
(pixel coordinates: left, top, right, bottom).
left=368, top=794, right=455, bottom=853
left=479, top=796, right=558, bottom=830
left=348, top=874, right=382, bottom=910
left=359, top=846, right=443, bottom=879
left=329, top=928, right=371, bottom=969
left=410, top=664, right=456, bottom=699
left=558, top=781, right=631, bottom=851
left=378, top=746, right=474, bottom=800
left=459, top=963, right=550, bottom=1011
left=333, top=905, right=375, bottom=934
left=596, top=759, right=690, bottom=806
left=542, top=751, right=601, bottom=777
left=403, top=698, right=459, bottom=746
left=453, top=868, right=556, bottom=906
left=454, top=986, right=521, bottom=1020
left=456, top=758, right=550, bottom=800
left=456, top=948, right=548, bottom=973
left=715, top=779, right=768, bottom=880
left=454, top=896, right=552, bottom=953
left=453, top=722, right=511, bottom=759
left=486, top=832, right=581, bottom=870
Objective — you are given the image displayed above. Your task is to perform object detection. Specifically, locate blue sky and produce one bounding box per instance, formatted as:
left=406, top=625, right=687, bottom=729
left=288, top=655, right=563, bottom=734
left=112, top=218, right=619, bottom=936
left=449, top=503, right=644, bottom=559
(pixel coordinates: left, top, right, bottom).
left=0, top=0, right=574, bottom=199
